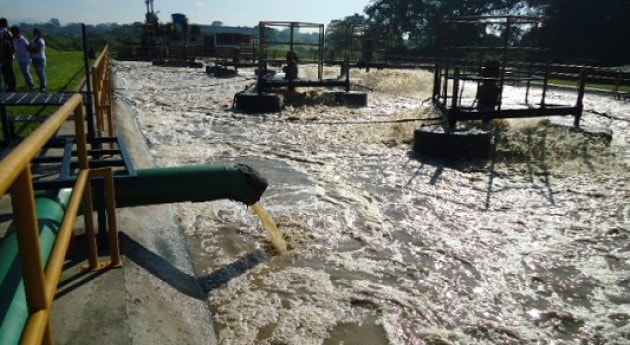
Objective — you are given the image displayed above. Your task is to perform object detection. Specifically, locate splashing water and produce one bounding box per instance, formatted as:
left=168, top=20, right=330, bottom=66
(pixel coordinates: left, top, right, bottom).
left=117, top=61, right=630, bottom=345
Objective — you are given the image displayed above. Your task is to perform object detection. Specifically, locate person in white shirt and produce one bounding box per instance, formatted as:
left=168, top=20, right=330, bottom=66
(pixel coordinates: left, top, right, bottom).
left=29, top=28, right=47, bottom=92
left=10, top=26, right=34, bottom=90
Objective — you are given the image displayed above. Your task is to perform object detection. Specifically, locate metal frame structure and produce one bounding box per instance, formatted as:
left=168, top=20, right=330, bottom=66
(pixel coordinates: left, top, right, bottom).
left=256, top=21, right=350, bottom=93
left=0, top=30, right=132, bottom=345
left=433, top=15, right=586, bottom=129
left=1, top=34, right=136, bottom=253
left=0, top=94, right=122, bottom=345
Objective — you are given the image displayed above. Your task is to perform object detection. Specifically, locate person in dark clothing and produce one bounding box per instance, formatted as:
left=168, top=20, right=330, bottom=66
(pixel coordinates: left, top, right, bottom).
left=283, top=50, right=299, bottom=81
left=0, top=18, right=17, bottom=92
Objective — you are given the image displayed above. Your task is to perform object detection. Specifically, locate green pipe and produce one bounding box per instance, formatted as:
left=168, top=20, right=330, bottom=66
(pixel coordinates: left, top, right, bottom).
left=0, top=163, right=267, bottom=343
left=0, top=189, right=72, bottom=345
left=115, top=163, right=268, bottom=208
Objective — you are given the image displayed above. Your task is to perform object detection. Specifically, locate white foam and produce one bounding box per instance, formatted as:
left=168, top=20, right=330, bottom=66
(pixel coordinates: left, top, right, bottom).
left=116, top=61, right=630, bottom=344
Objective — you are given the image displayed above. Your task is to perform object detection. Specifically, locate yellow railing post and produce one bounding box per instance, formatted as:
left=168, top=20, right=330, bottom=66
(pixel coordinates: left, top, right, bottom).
left=103, top=167, right=121, bottom=266
left=85, top=168, right=122, bottom=269
left=73, top=94, right=99, bottom=269
left=11, top=169, right=54, bottom=345
left=82, top=182, right=99, bottom=269
left=74, top=101, right=89, bottom=171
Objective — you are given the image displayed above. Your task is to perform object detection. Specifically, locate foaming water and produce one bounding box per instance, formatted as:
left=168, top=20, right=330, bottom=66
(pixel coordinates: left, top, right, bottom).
left=117, top=61, right=630, bottom=345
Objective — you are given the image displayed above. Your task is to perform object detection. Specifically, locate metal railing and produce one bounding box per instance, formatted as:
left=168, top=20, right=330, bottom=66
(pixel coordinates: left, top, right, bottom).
left=0, top=94, right=121, bottom=345
left=91, top=46, right=115, bottom=138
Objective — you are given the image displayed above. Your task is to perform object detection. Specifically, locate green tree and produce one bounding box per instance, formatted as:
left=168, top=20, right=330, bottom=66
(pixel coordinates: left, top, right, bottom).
left=325, top=14, right=367, bottom=60
left=364, top=0, right=524, bottom=54
left=526, top=0, right=630, bottom=65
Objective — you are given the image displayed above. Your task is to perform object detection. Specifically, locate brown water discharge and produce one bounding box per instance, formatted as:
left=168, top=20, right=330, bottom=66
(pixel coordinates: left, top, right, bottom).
left=251, top=203, right=287, bottom=254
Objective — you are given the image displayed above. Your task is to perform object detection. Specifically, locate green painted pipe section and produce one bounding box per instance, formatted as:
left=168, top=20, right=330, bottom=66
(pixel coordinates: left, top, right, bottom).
left=115, top=163, right=268, bottom=207
left=0, top=163, right=267, bottom=344
left=0, top=189, right=72, bottom=345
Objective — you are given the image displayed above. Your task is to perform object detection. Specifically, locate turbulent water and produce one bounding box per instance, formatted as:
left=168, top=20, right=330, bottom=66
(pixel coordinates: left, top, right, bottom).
left=116, top=61, right=629, bottom=345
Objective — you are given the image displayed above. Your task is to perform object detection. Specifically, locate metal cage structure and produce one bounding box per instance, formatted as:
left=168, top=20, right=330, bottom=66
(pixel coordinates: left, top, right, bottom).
left=433, top=15, right=586, bottom=129
left=256, top=21, right=350, bottom=92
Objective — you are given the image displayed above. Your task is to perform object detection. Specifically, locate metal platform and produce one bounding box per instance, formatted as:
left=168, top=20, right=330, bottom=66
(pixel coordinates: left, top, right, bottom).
left=0, top=92, right=74, bottom=142
left=0, top=92, right=137, bottom=191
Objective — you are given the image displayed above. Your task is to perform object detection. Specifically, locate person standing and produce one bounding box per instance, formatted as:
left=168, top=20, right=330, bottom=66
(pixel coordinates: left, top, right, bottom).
left=0, top=18, right=17, bottom=92
left=10, top=26, right=35, bottom=90
left=29, top=28, right=47, bottom=92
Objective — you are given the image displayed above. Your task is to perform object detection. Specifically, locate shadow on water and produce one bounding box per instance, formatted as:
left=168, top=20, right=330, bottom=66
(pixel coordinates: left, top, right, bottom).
left=405, top=151, right=491, bottom=210
left=56, top=233, right=269, bottom=300
left=406, top=125, right=573, bottom=211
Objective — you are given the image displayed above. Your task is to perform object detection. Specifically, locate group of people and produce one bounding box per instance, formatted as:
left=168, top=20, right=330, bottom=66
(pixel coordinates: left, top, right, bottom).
left=0, top=18, right=47, bottom=92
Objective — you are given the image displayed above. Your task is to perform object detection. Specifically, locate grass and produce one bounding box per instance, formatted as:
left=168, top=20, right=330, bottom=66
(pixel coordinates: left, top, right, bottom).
left=13, top=48, right=86, bottom=94
left=3, top=48, right=87, bottom=139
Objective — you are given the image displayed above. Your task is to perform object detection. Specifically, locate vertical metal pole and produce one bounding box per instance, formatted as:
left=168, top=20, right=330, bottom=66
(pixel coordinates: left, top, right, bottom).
left=103, top=168, right=122, bottom=266
left=451, top=67, right=460, bottom=109
left=541, top=61, right=550, bottom=107
left=83, top=177, right=99, bottom=268
left=525, top=67, right=531, bottom=104
left=318, top=25, right=324, bottom=80
left=0, top=105, right=11, bottom=144
left=106, top=50, right=114, bottom=137
left=498, top=16, right=511, bottom=111
left=442, top=21, right=452, bottom=102
left=73, top=102, right=98, bottom=268
left=344, top=25, right=351, bottom=92
left=613, top=70, right=621, bottom=95
left=95, top=178, right=108, bottom=248
left=526, top=20, right=541, bottom=105
left=432, top=63, right=441, bottom=103
left=289, top=23, right=295, bottom=53
left=574, top=68, right=587, bottom=128
left=82, top=24, right=96, bottom=143
left=11, top=170, right=52, bottom=343
left=257, top=24, right=265, bottom=95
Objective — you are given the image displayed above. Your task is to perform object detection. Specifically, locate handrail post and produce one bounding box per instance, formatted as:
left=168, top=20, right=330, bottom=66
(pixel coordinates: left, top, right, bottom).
left=82, top=177, right=99, bottom=269
left=72, top=99, right=100, bottom=269
left=80, top=166, right=123, bottom=270
left=102, top=167, right=121, bottom=266
left=11, top=169, right=53, bottom=344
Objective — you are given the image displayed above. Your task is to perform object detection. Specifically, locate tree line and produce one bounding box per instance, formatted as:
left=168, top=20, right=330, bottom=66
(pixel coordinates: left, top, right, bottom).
left=328, top=0, right=629, bottom=66
left=12, top=0, right=629, bottom=66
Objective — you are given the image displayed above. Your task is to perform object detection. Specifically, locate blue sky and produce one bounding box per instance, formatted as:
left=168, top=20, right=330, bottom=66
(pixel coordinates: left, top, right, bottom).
left=3, top=0, right=371, bottom=27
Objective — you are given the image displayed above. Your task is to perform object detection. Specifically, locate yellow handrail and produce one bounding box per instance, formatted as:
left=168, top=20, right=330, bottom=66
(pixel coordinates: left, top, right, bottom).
left=91, top=45, right=115, bottom=138
left=0, top=90, right=121, bottom=344
left=44, top=170, right=90, bottom=299
left=22, top=167, right=122, bottom=345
